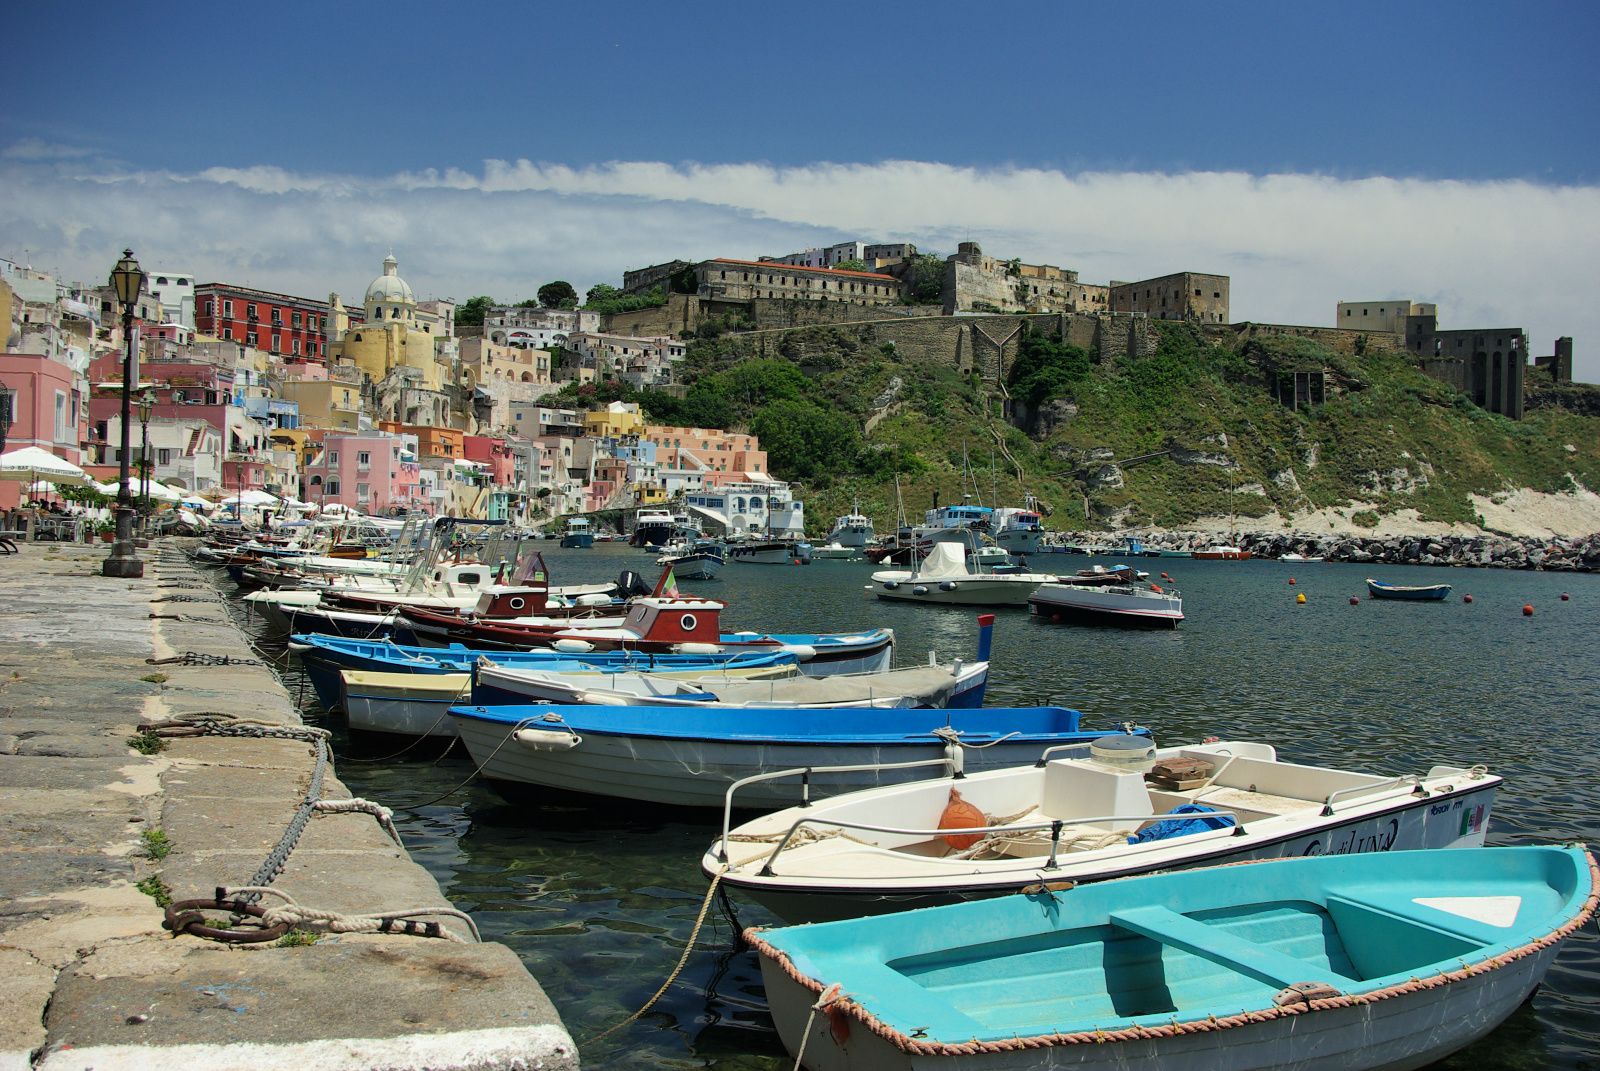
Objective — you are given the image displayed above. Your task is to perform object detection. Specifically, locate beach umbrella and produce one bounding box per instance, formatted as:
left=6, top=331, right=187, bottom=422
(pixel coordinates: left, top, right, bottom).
left=0, top=446, right=90, bottom=486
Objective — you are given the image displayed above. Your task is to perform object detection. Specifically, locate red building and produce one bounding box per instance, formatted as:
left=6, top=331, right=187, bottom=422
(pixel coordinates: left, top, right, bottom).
left=463, top=435, right=517, bottom=485
left=193, top=284, right=361, bottom=363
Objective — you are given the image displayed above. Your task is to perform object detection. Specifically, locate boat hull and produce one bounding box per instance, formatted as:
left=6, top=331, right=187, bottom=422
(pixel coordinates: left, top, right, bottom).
left=1028, top=584, right=1183, bottom=628
left=559, top=533, right=594, bottom=549
left=729, top=541, right=811, bottom=565
left=871, top=580, right=1040, bottom=607
left=451, top=706, right=1117, bottom=810
left=1367, top=579, right=1452, bottom=601
left=752, top=846, right=1592, bottom=1071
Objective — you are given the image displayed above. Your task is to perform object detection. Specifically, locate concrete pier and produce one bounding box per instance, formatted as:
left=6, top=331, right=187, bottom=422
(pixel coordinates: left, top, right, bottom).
left=0, top=542, right=578, bottom=1070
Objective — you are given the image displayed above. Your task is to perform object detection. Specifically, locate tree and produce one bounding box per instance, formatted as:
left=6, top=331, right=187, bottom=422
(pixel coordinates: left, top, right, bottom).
left=833, top=258, right=868, bottom=273
left=455, top=295, right=495, bottom=327
left=538, top=281, right=578, bottom=309
left=749, top=398, right=861, bottom=481
left=901, top=254, right=945, bottom=305
left=585, top=283, right=622, bottom=306
left=515, top=298, right=540, bottom=308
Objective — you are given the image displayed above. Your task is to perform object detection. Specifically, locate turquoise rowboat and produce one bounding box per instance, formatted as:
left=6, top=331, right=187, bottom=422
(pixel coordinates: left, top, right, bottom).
left=1366, top=578, right=1453, bottom=601
left=750, top=845, right=1597, bottom=1070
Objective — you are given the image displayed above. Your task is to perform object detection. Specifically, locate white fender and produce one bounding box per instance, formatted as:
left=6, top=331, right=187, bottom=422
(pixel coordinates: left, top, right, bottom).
left=674, top=642, right=722, bottom=655
left=552, top=638, right=595, bottom=653
left=778, top=643, right=816, bottom=662
left=513, top=728, right=582, bottom=751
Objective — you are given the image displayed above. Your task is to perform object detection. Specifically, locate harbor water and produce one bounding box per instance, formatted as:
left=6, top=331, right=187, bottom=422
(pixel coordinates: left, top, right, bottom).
left=237, top=545, right=1600, bottom=1069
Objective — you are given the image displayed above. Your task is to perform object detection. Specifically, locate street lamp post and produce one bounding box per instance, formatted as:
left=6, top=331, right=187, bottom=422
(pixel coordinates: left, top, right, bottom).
left=137, top=388, right=155, bottom=536
left=102, top=249, right=146, bottom=578
left=0, top=380, right=13, bottom=456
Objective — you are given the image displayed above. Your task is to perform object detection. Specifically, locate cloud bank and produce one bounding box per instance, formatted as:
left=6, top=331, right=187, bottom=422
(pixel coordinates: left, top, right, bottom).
left=2, top=152, right=1594, bottom=381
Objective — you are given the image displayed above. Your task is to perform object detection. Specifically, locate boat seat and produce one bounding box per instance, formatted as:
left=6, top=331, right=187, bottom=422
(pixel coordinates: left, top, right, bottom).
left=1323, top=893, right=1511, bottom=947
left=1108, top=906, right=1359, bottom=990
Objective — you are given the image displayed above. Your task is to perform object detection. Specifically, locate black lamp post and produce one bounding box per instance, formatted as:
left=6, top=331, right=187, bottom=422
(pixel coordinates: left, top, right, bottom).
left=0, top=379, right=13, bottom=456
left=102, top=248, right=146, bottom=578
left=137, top=388, right=155, bottom=535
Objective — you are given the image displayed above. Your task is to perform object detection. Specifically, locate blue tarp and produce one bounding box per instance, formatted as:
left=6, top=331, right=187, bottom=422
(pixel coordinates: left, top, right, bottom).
left=1128, top=803, right=1231, bottom=843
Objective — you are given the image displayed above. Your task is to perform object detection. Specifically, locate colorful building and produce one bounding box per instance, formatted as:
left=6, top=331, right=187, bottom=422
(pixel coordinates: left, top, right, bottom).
left=304, top=432, right=423, bottom=516
left=194, top=282, right=340, bottom=362
left=0, top=353, right=85, bottom=509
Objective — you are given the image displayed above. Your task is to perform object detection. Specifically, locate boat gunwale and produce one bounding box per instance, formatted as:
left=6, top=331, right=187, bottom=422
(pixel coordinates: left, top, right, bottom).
left=745, top=847, right=1599, bottom=1056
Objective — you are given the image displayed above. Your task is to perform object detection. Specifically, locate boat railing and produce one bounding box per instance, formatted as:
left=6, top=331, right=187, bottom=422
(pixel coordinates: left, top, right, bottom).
left=1033, top=742, right=1099, bottom=767
left=732, top=809, right=1240, bottom=876
left=720, top=757, right=957, bottom=853
left=1321, top=774, right=1426, bottom=816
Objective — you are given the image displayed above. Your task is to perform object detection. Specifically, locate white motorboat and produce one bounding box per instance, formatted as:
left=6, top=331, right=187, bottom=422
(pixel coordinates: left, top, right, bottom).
left=913, top=497, right=993, bottom=545
left=867, top=542, right=1055, bottom=606
left=1028, top=571, right=1183, bottom=628
left=807, top=543, right=861, bottom=560
left=656, top=538, right=725, bottom=580
left=991, top=504, right=1045, bottom=555
left=707, top=739, right=1501, bottom=922
left=1279, top=551, right=1326, bottom=562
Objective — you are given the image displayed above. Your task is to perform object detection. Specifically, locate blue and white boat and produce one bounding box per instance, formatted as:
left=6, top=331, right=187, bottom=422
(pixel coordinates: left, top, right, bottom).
left=709, top=739, right=1499, bottom=922
left=447, top=704, right=1143, bottom=809
left=1367, top=577, right=1453, bottom=601
left=289, top=633, right=798, bottom=710
left=915, top=497, right=993, bottom=545
left=751, top=845, right=1597, bottom=1071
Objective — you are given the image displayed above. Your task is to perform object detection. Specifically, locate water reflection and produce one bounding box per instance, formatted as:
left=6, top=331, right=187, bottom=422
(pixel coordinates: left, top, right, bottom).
left=238, top=546, right=1600, bottom=1069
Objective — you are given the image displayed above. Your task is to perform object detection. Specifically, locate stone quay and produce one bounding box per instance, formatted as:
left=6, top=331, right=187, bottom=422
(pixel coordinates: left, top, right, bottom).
left=0, top=541, right=578, bottom=1071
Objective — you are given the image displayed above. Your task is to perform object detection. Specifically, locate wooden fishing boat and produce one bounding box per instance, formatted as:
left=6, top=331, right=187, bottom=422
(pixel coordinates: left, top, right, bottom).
left=446, top=704, right=1143, bottom=809
left=397, top=596, right=895, bottom=676
left=290, top=632, right=798, bottom=710
left=751, top=845, right=1597, bottom=1071
left=708, top=739, right=1499, bottom=922
left=1192, top=543, right=1251, bottom=560
left=339, top=657, right=799, bottom=738
left=1366, top=578, right=1453, bottom=601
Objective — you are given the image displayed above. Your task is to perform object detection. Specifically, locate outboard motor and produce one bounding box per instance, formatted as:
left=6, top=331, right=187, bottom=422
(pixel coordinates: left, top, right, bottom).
left=615, top=569, right=653, bottom=599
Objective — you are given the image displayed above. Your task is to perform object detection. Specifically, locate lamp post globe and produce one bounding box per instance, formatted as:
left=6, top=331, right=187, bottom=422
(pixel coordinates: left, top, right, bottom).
left=102, top=248, right=147, bottom=578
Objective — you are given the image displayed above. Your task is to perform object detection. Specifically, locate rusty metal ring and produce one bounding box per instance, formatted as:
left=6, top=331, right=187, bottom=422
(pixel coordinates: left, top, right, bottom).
left=164, top=898, right=289, bottom=943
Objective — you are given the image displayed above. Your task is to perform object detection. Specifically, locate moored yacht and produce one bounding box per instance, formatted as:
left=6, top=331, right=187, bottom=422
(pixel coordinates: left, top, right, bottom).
left=629, top=507, right=675, bottom=548
left=991, top=505, right=1045, bottom=555
left=824, top=508, right=874, bottom=548
left=915, top=496, right=993, bottom=544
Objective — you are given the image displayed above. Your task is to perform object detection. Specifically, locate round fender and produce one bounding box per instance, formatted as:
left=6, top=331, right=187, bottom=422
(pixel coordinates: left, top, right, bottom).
left=912, top=585, right=929, bottom=596
left=778, top=643, right=816, bottom=662
left=674, top=642, right=722, bottom=655
left=882, top=580, right=899, bottom=590
left=939, top=581, right=957, bottom=591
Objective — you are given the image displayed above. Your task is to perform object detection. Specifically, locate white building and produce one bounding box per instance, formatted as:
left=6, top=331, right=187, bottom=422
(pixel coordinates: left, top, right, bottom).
left=762, top=240, right=918, bottom=270
left=147, top=270, right=196, bottom=329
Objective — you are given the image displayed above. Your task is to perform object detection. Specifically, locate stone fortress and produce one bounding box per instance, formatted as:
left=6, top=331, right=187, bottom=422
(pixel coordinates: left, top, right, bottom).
left=613, top=239, right=1573, bottom=420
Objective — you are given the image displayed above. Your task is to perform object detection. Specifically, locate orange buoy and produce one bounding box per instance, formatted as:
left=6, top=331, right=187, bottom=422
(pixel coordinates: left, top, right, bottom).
left=1160, top=572, right=1170, bottom=579
left=1463, top=594, right=1474, bottom=603
left=1349, top=596, right=1360, bottom=605
left=939, top=789, right=986, bottom=850
left=1296, top=592, right=1306, bottom=604
left=1523, top=604, right=1535, bottom=616
left=1150, top=583, right=1164, bottom=593
left=1561, top=592, right=1571, bottom=601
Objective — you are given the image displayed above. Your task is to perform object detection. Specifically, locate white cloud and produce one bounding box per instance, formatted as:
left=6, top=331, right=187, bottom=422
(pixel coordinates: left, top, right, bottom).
left=1, top=152, right=1595, bottom=382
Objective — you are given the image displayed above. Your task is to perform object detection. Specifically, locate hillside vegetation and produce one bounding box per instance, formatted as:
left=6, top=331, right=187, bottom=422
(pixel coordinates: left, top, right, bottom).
left=551, top=323, right=1600, bottom=537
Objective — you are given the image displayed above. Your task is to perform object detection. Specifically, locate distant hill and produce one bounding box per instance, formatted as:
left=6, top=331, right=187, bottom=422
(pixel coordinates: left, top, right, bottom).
left=561, top=320, right=1600, bottom=538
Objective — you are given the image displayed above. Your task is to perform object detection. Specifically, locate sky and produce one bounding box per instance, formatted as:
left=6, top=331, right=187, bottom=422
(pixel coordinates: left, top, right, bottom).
left=4, top=1, right=1598, bottom=380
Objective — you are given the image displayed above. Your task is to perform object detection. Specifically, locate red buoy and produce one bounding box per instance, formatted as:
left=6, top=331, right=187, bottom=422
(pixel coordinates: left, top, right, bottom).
left=1160, top=572, right=1170, bottom=580
left=1288, top=577, right=1297, bottom=585
left=1349, top=596, right=1360, bottom=605
left=1463, top=594, right=1474, bottom=603
left=1523, top=604, right=1535, bottom=616
left=1561, top=592, right=1571, bottom=601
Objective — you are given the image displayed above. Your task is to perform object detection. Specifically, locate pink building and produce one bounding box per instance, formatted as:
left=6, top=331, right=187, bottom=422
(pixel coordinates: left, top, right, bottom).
left=463, top=435, right=517, bottom=486
left=304, top=432, right=424, bottom=516
left=0, top=353, right=86, bottom=509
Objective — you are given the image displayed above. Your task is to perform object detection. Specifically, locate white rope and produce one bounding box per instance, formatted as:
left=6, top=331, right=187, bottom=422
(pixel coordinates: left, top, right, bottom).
left=312, top=797, right=402, bottom=845
left=792, top=982, right=844, bottom=1070
left=223, top=885, right=481, bottom=943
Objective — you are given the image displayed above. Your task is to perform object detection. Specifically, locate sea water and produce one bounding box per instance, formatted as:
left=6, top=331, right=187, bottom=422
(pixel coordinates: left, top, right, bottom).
left=240, top=544, right=1600, bottom=1069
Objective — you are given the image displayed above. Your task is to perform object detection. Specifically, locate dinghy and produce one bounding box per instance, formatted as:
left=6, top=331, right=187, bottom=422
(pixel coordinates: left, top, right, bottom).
left=1367, top=577, right=1453, bottom=601
left=708, top=739, right=1500, bottom=922
left=868, top=542, right=1056, bottom=607
left=750, top=845, right=1597, bottom=1071
left=446, top=704, right=1145, bottom=809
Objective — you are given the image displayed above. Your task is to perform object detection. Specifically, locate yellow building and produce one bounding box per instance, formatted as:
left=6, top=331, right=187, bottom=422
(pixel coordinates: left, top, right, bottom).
left=326, top=255, right=444, bottom=390
left=584, top=401, right=644, bottom=438
left=279, top=372, right=361, bottom=430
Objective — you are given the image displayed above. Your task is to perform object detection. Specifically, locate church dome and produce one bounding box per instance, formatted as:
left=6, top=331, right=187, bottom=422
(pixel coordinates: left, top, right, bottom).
left=365, top=253, right=415, bottom=307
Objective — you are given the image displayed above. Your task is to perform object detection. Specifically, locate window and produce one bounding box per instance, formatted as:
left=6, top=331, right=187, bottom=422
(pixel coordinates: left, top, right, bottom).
left=177, top=279, right=187, bottom=286
left=205, top=299, right=215, bottom=315
left=292, top=340, right=300, bottom=355
left=328, top=452, right=339, bottom=464
left=223, top=300, right=233, bottom=317
left=247, top=304, right=258, bottom=320
left=326, top=480, right=340, bottom=495
left=246, top=332, right=257, bottom=346
left=54, top=391, right=70, bottom=441
left=222, top=328, right=232, bottom=340
left=157, top=448, right=173, bottom=465
left=271, top=334, right=281, bottom=352
left=156, top=276, right=167, bottom=285
left=357, top=483, right=370, bottom=500
left=357, top=451, right=371, bottom=467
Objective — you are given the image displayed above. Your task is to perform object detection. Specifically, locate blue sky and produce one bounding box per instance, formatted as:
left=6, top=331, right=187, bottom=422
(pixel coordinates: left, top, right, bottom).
left=4, top=1, right=1599, bottom=379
